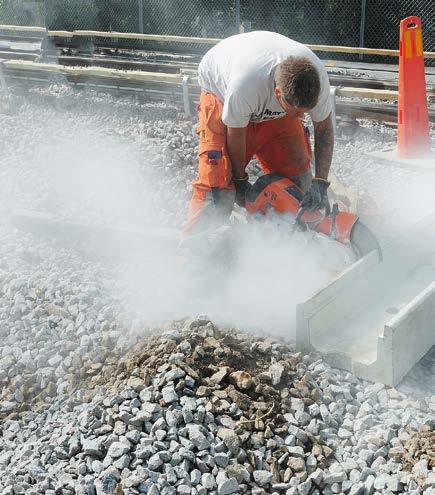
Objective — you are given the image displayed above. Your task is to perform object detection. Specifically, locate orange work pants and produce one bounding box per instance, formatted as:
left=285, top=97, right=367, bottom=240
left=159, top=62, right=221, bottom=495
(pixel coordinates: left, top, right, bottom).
left=185, top=91, right=312, bottom=235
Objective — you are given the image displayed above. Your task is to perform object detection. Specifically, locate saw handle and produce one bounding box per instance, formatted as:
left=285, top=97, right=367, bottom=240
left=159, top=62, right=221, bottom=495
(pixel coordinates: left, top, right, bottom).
left=294, top=201, right=338, bottom=234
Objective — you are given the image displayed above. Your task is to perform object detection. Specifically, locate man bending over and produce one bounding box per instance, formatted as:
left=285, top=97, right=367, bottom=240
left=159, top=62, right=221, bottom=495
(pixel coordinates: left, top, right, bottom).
left=185, top=30, right=334, bottom=235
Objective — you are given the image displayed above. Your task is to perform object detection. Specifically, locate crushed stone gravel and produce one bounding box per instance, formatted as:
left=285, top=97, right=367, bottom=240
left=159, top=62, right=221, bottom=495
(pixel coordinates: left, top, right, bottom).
left=0, top=85, right=433, bottom=495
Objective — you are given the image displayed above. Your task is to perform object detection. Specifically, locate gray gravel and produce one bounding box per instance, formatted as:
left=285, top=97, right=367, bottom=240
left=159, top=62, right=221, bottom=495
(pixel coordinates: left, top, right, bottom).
left=0, top=85, right=197, bottom=229
left=0, top=318, right=433, bottom=494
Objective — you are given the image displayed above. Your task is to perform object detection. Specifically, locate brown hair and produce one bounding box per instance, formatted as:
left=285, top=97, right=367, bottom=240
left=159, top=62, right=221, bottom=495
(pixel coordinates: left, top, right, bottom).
left=275, top=56, right=321, bottom=109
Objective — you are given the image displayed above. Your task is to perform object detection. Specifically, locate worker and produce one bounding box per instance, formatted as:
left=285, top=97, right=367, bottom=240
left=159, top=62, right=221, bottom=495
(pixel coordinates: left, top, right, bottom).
left=184, top=31, right=334, bottom=235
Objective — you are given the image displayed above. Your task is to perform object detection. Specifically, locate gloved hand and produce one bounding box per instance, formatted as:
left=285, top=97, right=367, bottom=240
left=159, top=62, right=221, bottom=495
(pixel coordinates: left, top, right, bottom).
left=233, top=175, right=251, bottom=207
left=300, top=178, right=330, bottom=211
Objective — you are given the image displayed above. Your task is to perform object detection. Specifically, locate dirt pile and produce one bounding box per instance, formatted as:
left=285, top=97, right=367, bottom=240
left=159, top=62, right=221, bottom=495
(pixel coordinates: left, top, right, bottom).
left=93, top=317, right=322, bottom=420
left=403, top=426, right=435, bottom=471
left=90, top=316, right=333, bottom=465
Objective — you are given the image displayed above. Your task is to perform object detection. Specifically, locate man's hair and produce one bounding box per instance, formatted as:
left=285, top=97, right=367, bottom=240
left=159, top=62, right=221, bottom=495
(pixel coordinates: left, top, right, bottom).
left=275, top=56, right=321, bottom=109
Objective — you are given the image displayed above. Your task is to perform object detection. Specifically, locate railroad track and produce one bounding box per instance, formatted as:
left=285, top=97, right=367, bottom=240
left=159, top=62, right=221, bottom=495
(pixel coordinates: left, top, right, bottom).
left=1, top=47, right=435, bottom=98
left=41, top=53, right=435, bottom=95
left=1, top=33, right=434, bottom=92
left=2, top=59, right=434, bottom=125
left=1, top=25, right=434, bottom=123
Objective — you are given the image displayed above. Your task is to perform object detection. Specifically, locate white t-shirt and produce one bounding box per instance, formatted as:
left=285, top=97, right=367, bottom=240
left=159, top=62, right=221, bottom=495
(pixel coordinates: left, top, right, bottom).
left=198, top=31, right=332, bottom=128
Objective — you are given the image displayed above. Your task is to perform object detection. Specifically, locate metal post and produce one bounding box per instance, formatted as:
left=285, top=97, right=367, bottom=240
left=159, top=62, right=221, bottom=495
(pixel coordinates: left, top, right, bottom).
left=182, top=75, right=191, bottom=117
left=138, top=0, right=144, bottom=34
left=235, top=0, right=241, bottom=34
left=359, top=0, right=367, bottom=61
left=44, top=0, right=50, bottom=29
left=0, top=60, right=8, bottom=93
left=329, top=86, right=337, bottom=133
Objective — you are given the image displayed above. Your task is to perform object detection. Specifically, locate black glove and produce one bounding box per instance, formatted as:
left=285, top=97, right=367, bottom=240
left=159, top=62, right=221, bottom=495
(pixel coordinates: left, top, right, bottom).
left=233, top=175, right=251, bottom=207
left=300, top=178, right=330, bottom=211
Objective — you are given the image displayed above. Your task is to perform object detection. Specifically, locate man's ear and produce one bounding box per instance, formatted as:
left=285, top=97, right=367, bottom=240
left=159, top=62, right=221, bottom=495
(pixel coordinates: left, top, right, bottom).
left=274, top=87, right=281, bottom=99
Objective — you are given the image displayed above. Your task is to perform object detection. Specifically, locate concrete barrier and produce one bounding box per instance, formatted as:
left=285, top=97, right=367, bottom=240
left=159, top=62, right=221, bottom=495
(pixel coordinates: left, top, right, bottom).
left=297, top=215, right=435, bottom=385
left=11, top=210, right=179, bottom=260
left=354, top=282, right=435, bottom=385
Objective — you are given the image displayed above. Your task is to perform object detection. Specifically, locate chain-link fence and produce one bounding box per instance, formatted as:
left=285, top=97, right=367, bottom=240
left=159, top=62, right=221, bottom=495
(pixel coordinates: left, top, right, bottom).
left=364, top=0, right=434, bottom=63
left=0, top=0, right=46, bottom=26
left=1, top=0, right=434, bottom=64
left=240, top=0, right=363, bottom=46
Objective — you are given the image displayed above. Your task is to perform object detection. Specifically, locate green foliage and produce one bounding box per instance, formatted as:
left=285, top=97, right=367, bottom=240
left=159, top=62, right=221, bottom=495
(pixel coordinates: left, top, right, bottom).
left=46, top=0, right=99, bottom=30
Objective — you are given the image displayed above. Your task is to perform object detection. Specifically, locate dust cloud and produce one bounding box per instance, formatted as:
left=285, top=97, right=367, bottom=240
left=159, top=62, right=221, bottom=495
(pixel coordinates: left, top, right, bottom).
left=1, top=89, right=434, bottom=348
left=0, top=90, right=349, bottom=340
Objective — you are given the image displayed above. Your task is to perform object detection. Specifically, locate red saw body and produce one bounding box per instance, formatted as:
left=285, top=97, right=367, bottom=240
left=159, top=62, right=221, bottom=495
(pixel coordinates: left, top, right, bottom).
left=245, top=173, right=380, bottom=258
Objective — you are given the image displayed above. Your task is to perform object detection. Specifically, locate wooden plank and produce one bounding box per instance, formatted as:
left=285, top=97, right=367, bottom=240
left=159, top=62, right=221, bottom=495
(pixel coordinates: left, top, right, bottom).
left=324, top=60, right=434, bottom=76
left=336, top=87, right=398, bottom=101
left=336, top=100, right=435, bottom=122
left=56, top=55, right=195, bottom=74
left=51, top=30, right=221, bottom=44
left=0, top=40, right=41, bottom=52
left=0, top=50, right=37, bottom=61
left=11, top=209, right=179, bottom=260
left=307, top=44, right=402, bottom=57
left=48, top=30, right=74, bottom=38
left=2, top=59, right=194, bottom=85
left=0, top=24, right=46, bottom=34
left=324, top=59, right=400, bottom=72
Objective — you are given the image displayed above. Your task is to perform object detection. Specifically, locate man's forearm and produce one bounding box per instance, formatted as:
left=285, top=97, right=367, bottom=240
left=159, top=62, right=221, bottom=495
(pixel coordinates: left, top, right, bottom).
left=313, top=115, right=334, bottom=180
left=226, top=127, right=248, bottom=179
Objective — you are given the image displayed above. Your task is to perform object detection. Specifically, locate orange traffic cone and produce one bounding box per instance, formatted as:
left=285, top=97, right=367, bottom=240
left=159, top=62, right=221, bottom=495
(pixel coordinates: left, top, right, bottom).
left=397, top=16, right=431, bottom=158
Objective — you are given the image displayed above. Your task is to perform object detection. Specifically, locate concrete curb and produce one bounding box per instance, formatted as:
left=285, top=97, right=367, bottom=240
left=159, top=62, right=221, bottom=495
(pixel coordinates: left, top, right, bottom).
left=297, top=214, right=435, bottom=385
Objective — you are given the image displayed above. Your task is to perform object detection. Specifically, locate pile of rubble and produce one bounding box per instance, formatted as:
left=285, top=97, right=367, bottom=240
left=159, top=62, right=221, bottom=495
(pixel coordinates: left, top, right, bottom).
left=403, top=428, right=435, bottom=472
left=1, top=317, right=433, bottom=495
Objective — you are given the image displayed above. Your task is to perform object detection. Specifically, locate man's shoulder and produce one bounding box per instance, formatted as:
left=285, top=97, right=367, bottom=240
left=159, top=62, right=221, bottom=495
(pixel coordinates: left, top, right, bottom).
left=201, top=31, right=319, bottom=67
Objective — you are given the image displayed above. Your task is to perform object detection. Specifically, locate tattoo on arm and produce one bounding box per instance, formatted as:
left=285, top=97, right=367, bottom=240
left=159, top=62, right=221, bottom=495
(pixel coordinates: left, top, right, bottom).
left=313, top=115, right=334, bottom=180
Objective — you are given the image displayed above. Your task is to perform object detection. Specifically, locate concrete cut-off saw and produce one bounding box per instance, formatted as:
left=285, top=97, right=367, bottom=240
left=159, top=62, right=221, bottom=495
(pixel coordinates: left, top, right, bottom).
left=181, top=171, right=381, bottom=283
left=244, top=172, right=381, bottom=261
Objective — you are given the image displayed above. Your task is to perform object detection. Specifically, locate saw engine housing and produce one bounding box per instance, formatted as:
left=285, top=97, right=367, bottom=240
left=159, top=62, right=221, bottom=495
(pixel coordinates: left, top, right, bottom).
left=245, top=173, right=358, bottom=246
